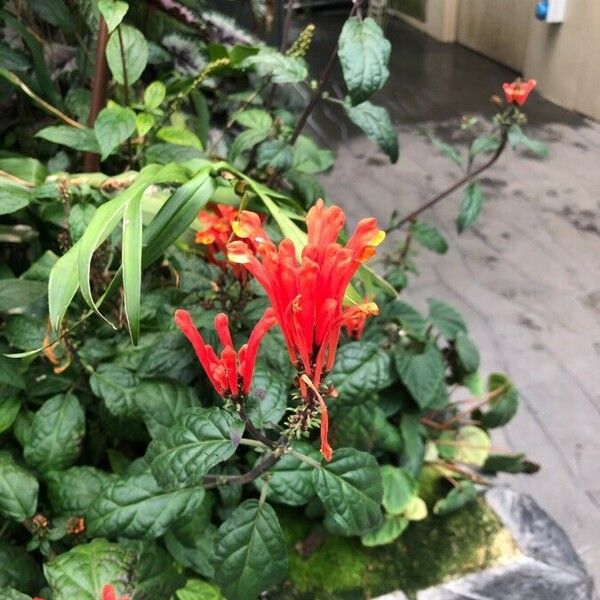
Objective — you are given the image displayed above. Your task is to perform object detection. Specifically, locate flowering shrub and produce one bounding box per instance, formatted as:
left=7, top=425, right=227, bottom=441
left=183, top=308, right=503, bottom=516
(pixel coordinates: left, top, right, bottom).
left=0, top=2, right=544, bottom=599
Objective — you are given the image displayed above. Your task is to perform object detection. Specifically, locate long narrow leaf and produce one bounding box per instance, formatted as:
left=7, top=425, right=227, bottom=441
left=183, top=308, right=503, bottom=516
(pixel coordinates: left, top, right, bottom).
left=48, top=241, right=81, bottom=334
left=122, top=194, right=144, bottom=344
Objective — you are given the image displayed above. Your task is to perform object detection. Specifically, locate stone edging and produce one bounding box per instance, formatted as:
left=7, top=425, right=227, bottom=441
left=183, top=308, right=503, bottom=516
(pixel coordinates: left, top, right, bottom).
left=374, top=486, right=595, bottom=600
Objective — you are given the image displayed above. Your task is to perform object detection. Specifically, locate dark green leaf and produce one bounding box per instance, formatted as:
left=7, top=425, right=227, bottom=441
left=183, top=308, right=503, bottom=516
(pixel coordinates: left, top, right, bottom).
left=0, top=279, right=46, bottom=310
left=3, top=315, right=45, bottom=350
left=133, top=541, right=185, bottom=600
left=338, top=16, right=391, bottom=104
left=455, top=331, right=480, bottom=373
left=245, top=365, right=288, bottom=429
left=94, top=104, right=136, bottom=160
left=0, top=453, right=38, bottom=521
left=28, top=0, right=73, bottom=30
left=476, top=373, right=518, bottom=428
left=428, top=298, right=467, bottom=341
left=134, top=379, right=199, bottom=438
left=330, top=341, right=394, bottom=399
left=292, top=136, right=334, bottom=174
left=44, top=539, right=136, bottom=600
left=313, top=448, right=383, bottom=535
left=0, top=46, right=30, bottom=71
left=344, top=101, right=398, bottom=163
left=148, top=407, right=244, bottom=490
left=23, top=393, right=85, bottom=472
left=0, top=588, right=33, bottom=600
left=433, top=481, right=478, bottom=515
left=0, top=393, right=21, bottom=433
left=212, top=499, right=288, bottom=600
left=409, top=221, right=448, bottom=254
left=0, top=541, right=42, bottom=595
left=394, top=344, right=447, bottom=409
left=382, top=300, right=428, bottom=340
left=256, top=140, right=294, bottom=171
left=470, top=134, right=501, bottom=159
left=90, top=364, right=140, bottom=418
left=106, top=24, right=148, bottom=85
left=400, top=414, right=425, bottom=476
left=228, top=128, right=270, bottom=162
left=87, top=472, right=205, bottom=538
left=35, top=126, right=100, bottom=153
left=457, top=182, right=484, bottom=233
left=136, top=331, right=196, bottom=384
left=482, top=453, right=539, bottom=475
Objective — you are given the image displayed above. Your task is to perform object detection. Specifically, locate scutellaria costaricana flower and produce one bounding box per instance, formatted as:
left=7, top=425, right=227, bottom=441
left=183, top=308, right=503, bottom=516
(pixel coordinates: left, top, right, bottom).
left=503, top=79, right=536, bottom=106
left=102, top=583, right=131, bottom=600
left=228, top=199, right=384, bottom=460
left=175, top=308, right=276, bottom=398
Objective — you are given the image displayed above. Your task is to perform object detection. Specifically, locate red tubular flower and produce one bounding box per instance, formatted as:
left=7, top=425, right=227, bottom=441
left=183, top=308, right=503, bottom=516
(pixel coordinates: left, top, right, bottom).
left=102, top=583, right=130, bottom=600
left=228, top=199, right=384, bottom=459
left=342, top=301, right=371, bottom=340
left=175, top=308, right=276, bottom=397
left=502, top=79, right=537, bottom=106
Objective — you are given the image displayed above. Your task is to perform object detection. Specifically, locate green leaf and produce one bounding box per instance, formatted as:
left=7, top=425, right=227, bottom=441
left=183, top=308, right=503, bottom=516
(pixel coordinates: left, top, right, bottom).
left=0, top=279, right=46, bottom=310
left=256, top=140, right=294, bottom=171
left=44, top=539, right=136, bottom=600
left=235, top=109, right=272, bottom=130
left=135, top=331, right=196, bottom=383
left=433, top=481, right=478, bottom=515
left=3, top=315, right=45, bottom=350
left=382, top=300, right=429, bottom=340
left=455, top=331, right=480, bottom=373
left=0, top=453, right=38, bottom=521
left=134, top=379, right=199, bottom=438
left=0, top=46, right=30, bottom=71
left=344, top=101, right=398, bottom=162
left=428, top=298, right=467, bottom=341
left=409, top=221, right=448, bottom=254
left=457, top=182, right=484, bottom=233
left=36, top=126, right=100, bottom=153
left=144, top=81, right=166, bottom=110
left=28, top=0, right=73, bottom=30
left=0, top=587, right=33, bottom=600
left=439, top=425, right=490, bottom=466
left=87, top=472, right=205, bottom=538
left=426, top=133, right=462, bottom=166
left=395, top=344, right=447, bottom=409
left=48, top=242, right=80, bottom=334
left=482, top=453, right=539, bottom=475
left=508, top=125, right=548, bottom=158
left=23, top=393, right=85, bottom=472
left=255, top=441, right=319, bottom=506
left=470, top=134, right=501, bottom=159
left=68, top=204, right=96, bottom=243
left=136, top=112, right=155, bottom=136
left=0, top=541, right=42, bottom=595
left=292, top=136, right=334, bottom=174
left=106, top=24, right=148, bottom=85
left=338, top=16, right=391, bottom=104
left=98, top=0, right=129, bottom=34
left=148, top=407, right=245, bottom=490
left=157, top=126, right=203, bottom=151
left=241, top=48, right=307, bottom=83
left=245, top=365, right=288, bottom=429
left=134, top=541, right=186, bottom=600
left=380, top=465, right=417, bottom=515
left=403, top=496, right=428, bottom=521
left=360, top=514, right=408, bottom=547
left=400, top=414, right=425, bottom=476
left=330, top=341, right=394, bottom=399
left=46, top=466, right=115, bottom=516
left=90, top=364, right=140, bottom=418
left=0, top=157, right=46, bottom=185
left=313, top=448, right=383, bottom=535
left=0, top=182, right=31, bottom=216
left=0, top=394, right=21, bottom=433
left=229, top=128, right=270, bottom=162
left=94, top=104, right=136, bottom=160
left=176, top=579, right=223, bottom=600
left=476, top=373, right=518, bottom=428
left=212, top=499, right=288, bottom=600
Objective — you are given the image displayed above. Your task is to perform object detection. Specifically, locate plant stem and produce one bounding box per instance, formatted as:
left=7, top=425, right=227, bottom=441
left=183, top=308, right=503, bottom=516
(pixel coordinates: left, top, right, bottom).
left=238, top=438, right=270, bottom=450
left=202, top=449, right=281, bottom=489
left=116, top=26, right=130, bottom=107
left=389, top=129, right=508, bottom=231
left=280, top=0, right=295, bottom=52
left=288, top=446, right=322, bottom=469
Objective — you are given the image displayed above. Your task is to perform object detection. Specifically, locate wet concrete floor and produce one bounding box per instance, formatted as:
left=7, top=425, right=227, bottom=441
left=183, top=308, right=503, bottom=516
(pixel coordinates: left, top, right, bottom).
left=292, top=10, right=600, bottom=582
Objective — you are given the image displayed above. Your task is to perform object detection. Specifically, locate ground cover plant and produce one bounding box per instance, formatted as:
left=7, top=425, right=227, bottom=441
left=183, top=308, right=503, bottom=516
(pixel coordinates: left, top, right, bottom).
left=0, top=2, right=543, bottom=598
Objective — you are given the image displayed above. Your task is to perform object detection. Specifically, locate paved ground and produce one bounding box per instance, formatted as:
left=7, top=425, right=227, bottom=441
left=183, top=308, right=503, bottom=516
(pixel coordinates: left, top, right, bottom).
left=292, top=10, right=600, bottom=582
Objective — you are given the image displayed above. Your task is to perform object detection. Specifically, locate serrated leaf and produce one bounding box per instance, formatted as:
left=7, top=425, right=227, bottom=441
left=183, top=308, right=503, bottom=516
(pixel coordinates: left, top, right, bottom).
left=380, top=465, right=417, bottom=515
left=245, top=365, right=288, bottom=429
left=455, top=331, right=480, bottom=373
left=134, top=379, right=199, bottom=438
left=344, top=101, right=398, bottom=162
left=157, top=127, right=203, bottom=151
left=255, top=441, right=319, bottom=506
left=330, top=341, right=394, bottom=398
left=98, top=0, right=129, bottom=33
left=46, top=466, right=115, bottom=516
left=470, top=134, right=501, bottom=159
left=428, top=298, right=467, bottom=341
left=410, top=221, right=448, bottom=254
left=338, top=16, right=391, bottom=104
left=90, top=364, right=140, bottom=418
left=87, top=472, right=205, bottom=538
left=35, top=126, right=100, bottom=153
left=292, top=136, right=334, bottom=174
left=44, top=539, right=136, bottom=600
left=235, top=109, right=272, bottom=130
left=23, top=393, right=85, bottom=472
left=148, top=407, right=244, bottom=490
left=395, top=344, right=447, bottom=409
left=0, top=453, right=38, bottom=521
left=134, top=541, right=186, bottom=600
left=433, top=481, right=478, bottom=515
left=382, top=300, right=429, bottom=340
left=476, top=373, right=518, bottom=428
left=360, top=514, right=408, bottom=547
left=241, top=48, right=307, bottom=83
left=457, top=182, right=484, bottom=233
left=256, top=140, right=294, bottom=171
left=136, top=331, right=196, bottom=384
left=313, top=448, right=383, bottom=535
left=212, top=499, right=288, bottom=600
left=94, top=104, right=136, bottom=160
left=0, top=541, right=42, bottom=595
left=106, top=24, right=148, bottom=85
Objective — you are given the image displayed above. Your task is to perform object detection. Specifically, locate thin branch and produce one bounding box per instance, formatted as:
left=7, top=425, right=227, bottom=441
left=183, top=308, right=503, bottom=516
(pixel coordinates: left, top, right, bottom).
left=280, top=0, right=295, bottom=52
left=202, top=450, right=281, bottom=489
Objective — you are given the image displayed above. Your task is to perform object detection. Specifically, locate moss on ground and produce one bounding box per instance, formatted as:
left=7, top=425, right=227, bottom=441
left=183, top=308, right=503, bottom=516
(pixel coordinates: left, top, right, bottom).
left=269, top=497, right=518, bottom=600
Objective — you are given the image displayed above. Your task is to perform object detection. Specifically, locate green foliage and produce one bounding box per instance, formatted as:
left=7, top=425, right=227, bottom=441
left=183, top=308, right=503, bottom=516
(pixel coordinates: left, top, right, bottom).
left=95, top=104, right=137, bottom=160
left=0, top=453, right=38, bottom=521
left=410, top=221, right=448, bottom=254
left=457, top=181, right=484, bottom=233
left=106, top=24, right=148, bottom=85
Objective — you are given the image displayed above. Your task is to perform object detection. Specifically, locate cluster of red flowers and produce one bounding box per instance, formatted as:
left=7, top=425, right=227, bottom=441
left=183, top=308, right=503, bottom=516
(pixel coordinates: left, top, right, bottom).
left=503, top=78, right=536, bottom=106
left=176, top=199, right=384, bottom=461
